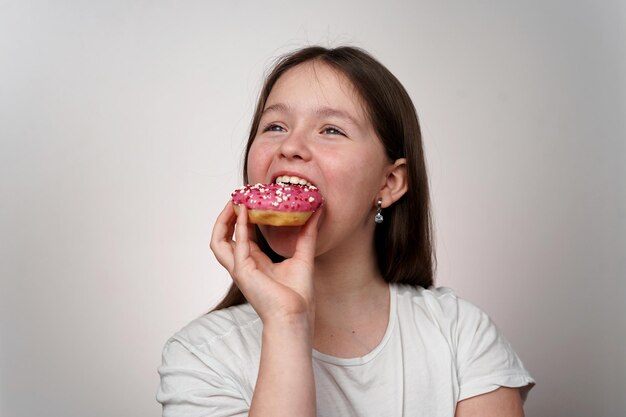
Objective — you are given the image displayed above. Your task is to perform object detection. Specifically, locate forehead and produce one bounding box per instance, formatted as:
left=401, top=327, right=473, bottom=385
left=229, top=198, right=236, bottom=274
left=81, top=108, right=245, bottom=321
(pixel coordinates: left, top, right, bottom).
left=265, top=61, right=369, bottom=121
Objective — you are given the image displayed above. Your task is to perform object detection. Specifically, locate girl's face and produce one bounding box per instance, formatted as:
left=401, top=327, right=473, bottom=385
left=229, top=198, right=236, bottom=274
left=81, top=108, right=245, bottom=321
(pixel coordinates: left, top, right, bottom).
left=247, top=61, right=393, bottom=258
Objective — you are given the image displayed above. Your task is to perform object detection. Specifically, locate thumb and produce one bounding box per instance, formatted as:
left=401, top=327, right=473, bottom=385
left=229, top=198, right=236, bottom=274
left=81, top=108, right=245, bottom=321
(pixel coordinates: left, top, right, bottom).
left=293, top=208, right=322, bottom=263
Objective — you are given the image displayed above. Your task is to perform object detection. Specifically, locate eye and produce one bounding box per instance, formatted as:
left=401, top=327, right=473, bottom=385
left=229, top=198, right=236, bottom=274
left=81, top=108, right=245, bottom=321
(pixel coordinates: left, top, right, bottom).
left=262, top=123, right=286, bottom=133
left=321, top=126, right=346, bottom=136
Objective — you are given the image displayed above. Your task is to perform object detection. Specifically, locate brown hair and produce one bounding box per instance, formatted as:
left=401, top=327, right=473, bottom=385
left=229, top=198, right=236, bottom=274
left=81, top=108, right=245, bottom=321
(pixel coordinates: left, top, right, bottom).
left=213, top=46, right=435, bottom=310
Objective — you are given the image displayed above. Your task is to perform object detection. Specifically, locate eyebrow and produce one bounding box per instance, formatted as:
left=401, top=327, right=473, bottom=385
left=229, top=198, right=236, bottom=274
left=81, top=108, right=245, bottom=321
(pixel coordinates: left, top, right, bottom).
left=262, top=103, right=361, bottom=126
left=262, top=103, right=291, bottom=117
left=316, top=107, right=360, bottom=126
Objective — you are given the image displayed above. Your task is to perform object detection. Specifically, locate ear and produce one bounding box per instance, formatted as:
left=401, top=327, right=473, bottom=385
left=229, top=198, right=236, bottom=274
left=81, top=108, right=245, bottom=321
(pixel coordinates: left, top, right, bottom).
left=378, top=158, right=408, bottom=208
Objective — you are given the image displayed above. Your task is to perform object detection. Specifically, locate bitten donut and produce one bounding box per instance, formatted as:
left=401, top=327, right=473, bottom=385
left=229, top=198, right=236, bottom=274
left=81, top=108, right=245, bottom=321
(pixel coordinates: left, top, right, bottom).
left=231, top=182, right=323, bottom=226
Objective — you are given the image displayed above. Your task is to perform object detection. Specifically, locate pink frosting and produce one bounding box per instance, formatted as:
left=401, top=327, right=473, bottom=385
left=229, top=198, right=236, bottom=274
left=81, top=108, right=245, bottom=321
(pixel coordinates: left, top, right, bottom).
left=231, top=183, right=323, bottom=212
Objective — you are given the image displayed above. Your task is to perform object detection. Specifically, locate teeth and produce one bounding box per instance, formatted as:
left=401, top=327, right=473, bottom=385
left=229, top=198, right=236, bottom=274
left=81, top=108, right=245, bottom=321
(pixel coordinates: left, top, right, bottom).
left=275, top=175, right=313, bottom=187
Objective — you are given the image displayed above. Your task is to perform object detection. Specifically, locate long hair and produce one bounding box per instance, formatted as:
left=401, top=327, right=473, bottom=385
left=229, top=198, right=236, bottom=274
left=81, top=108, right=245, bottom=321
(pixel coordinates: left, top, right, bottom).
left=213, top=46, right=435, bottom=310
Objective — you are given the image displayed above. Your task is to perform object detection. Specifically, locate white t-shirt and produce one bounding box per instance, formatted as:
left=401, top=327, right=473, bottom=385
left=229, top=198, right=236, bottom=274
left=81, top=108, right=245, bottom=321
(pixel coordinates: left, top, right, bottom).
left=157, top=284, right=535, bottom=416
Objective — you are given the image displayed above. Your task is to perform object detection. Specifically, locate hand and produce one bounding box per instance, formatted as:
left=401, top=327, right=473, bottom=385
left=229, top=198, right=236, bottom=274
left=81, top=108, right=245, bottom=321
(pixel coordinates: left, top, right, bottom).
left=210, top=202, right=321, bottom=326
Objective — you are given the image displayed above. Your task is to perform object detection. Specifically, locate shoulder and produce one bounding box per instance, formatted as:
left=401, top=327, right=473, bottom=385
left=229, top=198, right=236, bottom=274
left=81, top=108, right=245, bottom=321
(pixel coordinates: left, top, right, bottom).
left=164, top=303, right=262, bottom=361
left=157, top=304, right=261, bottom=410
left=392, top=284, right=535, bottom=402
left=393, top=283, right=484, bottom=327
left=393, top=283, right=508, bottom=352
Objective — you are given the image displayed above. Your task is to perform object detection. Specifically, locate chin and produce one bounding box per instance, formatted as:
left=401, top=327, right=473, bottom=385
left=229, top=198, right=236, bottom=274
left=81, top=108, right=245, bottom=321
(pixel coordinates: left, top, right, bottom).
left=258, top=225, right=302, bottom=258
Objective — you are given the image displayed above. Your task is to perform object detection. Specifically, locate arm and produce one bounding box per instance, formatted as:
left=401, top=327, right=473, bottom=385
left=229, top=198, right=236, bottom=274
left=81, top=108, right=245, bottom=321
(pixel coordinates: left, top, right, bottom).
left=157, top=338, right=250, bottom=417
left=452, top=297, right=535, bottom=412
left=210, top=203, right=319, bottom=417
left=250, top=316, right=315, bottom=416
left=455, top=387, right=525, bottom=417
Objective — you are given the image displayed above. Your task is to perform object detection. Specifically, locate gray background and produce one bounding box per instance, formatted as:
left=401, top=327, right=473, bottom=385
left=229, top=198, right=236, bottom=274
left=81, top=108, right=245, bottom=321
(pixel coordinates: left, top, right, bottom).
left=1, top=1, right=624, bottom=416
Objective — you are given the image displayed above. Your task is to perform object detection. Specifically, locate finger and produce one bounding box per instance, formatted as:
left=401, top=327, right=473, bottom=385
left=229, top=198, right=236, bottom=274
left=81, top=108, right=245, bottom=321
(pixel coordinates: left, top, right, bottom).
left=209, top=201, right=237, bottom=272
left=210, top=202, right=237, bottom=272
left=247, top=222, right=257, bottom=243
left=211, top=201, right=236, bottom=243
left=293, top=208, right=321, bottom=263
left=232, top=207, right=274, bottom=297
left=245, top=223, right=273, bottom=273
left=234, top=204, right=251, bottom=265
left=249, top=241, right=273, bottom=275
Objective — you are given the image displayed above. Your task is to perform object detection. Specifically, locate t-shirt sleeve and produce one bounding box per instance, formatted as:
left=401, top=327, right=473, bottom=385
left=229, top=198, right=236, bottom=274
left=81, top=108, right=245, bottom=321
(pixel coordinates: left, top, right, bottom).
left=156, top=337, right=250, bottom=417
left=453, top=297, right=535, bottom=402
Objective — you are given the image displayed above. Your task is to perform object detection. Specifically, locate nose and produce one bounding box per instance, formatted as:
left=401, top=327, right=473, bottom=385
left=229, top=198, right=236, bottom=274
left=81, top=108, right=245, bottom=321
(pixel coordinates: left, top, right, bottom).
left=278, top=129, right=312, bottom=160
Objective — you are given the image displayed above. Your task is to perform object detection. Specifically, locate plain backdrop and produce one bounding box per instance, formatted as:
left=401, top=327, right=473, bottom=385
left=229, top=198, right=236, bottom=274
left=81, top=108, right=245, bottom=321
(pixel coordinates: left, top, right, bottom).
left=1, top=1, right=624, bottom=416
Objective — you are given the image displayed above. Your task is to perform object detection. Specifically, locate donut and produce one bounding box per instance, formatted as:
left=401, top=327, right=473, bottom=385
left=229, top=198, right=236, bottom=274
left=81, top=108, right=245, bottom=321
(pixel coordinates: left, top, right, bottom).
left=231, top=183, right=323, bottom=226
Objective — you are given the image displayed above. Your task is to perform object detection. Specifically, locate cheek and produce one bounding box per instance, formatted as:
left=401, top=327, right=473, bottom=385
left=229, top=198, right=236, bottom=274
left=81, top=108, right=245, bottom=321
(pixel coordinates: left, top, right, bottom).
left=328, top=152, right=385, bottom=192
left=246, top=141, right=274, bottom=183
left=322, top=153, right=387, bottom=218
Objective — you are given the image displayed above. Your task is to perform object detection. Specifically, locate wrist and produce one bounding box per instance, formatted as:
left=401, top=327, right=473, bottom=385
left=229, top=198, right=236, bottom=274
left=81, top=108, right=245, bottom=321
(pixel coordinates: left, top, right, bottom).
left=262, top=313, right=314, bottom=342
left=261, top=303, right=315, bottom=329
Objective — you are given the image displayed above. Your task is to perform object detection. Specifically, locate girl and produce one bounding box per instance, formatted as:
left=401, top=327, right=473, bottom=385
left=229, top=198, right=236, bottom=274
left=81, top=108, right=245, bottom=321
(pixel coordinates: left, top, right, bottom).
left=157, top=46, right=535, bottom=417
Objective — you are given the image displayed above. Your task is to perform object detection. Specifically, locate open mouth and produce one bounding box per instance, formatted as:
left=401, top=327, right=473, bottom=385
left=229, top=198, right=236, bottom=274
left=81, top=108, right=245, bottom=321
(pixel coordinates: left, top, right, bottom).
left=274, top=175, right=315, bottom=188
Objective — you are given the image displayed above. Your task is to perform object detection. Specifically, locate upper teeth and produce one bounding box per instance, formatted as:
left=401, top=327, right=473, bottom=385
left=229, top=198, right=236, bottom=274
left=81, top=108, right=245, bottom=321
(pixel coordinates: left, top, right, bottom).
left=275, top=175, right=313, bottom=186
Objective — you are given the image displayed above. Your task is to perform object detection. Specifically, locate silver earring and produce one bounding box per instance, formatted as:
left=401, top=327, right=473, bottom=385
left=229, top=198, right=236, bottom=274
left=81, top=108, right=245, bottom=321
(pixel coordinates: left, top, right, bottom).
left=375, top=198, right=383, bottom=224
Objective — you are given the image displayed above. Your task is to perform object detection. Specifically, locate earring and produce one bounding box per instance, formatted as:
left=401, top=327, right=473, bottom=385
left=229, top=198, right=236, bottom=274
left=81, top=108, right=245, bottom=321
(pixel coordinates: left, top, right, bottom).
left=375, top=198, right=383, bottom=224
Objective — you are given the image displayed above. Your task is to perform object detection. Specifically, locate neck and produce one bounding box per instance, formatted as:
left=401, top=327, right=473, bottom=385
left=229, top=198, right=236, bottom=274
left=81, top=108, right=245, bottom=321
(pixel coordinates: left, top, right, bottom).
left=310, top=241, right=390, bottom=357
left=312, top=239, right=387, bottom=320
